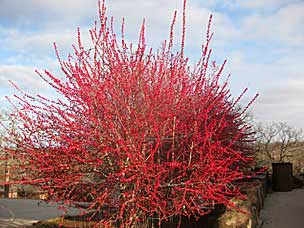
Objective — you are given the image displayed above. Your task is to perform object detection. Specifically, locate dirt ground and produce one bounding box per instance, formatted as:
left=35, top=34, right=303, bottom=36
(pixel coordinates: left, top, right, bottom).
left=261, top=188, right=304, bottom=228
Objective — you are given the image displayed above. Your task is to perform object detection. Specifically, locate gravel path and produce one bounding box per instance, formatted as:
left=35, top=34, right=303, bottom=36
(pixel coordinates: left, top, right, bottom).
left=261, top=188, right=304, bottom=228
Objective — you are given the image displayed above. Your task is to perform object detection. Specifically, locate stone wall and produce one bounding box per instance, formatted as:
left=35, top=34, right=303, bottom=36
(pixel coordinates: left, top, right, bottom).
left=147, top=173, right=269, bottom=228
left=215, top=174, right=268, bottom=228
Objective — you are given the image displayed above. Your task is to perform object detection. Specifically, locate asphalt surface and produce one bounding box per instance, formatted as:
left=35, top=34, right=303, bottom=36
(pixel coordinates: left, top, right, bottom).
left=0, top=198, right=86, bottom=227
left=2, top=190, right=304, bottom=228
left=261, top=188, right=304, bottom=228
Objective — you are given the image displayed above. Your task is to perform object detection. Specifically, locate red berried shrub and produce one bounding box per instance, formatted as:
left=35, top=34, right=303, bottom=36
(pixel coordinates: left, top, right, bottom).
left=1, top=0, right=258, bottom=227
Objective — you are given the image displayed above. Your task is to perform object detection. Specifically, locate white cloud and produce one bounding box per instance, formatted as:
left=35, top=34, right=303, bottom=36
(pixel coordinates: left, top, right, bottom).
left=184, top=5, right=239, bottom=44
left=240, top=2, right=304, bottom=45
left=0, top=65, right=49, bottom=92
left=0, top=0, right=97, bottom=27
left=253, top=80, right=304, bottom=128
left=0, top=0, right=235, bottom=51
left=1, top=26, right=94, bottom=57
left=192, top=0, right=300, bottom=10
left=236, top=0, right=299, bottom=9
left=226, top=46, right=303, bottom=89
left=0, top=0, right=240, bottom=60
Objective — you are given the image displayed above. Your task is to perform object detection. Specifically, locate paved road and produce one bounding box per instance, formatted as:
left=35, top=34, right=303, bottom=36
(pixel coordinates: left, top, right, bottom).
left=261, top=188, right=304, bottom=228
left=0, top=198, right=86, bottom=227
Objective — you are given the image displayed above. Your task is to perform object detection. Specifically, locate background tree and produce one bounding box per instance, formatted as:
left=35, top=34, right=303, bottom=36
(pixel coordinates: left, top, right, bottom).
left=1, top=0, right=258, bottom=227
left=254, top=122, right=303, bottom=168
left=0, top=111, right=19, bottom=197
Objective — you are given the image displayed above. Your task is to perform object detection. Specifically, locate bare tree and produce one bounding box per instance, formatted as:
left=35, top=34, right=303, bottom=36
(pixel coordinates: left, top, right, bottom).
left=255, top=122, right=303, bottom=165
left=0, top=111, right=18, bottom=197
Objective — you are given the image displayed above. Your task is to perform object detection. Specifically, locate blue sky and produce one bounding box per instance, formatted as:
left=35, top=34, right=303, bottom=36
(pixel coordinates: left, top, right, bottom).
left=0, top=0, right=303, bottom=128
